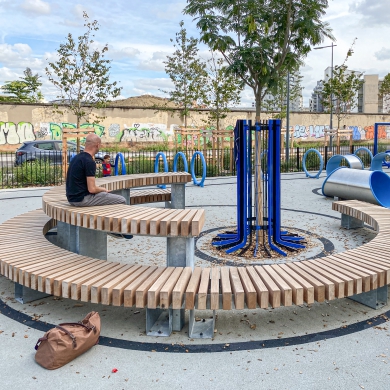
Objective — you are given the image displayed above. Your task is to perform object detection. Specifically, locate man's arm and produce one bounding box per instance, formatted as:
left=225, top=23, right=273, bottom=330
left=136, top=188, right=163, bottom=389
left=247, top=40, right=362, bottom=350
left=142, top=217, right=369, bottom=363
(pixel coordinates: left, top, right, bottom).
left=87, top=176, right=108, bottom=194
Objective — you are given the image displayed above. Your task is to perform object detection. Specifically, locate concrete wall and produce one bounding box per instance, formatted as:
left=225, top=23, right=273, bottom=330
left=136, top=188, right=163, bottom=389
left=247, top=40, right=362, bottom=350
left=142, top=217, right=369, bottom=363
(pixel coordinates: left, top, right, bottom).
left=1, top=102, right=390, bottom=150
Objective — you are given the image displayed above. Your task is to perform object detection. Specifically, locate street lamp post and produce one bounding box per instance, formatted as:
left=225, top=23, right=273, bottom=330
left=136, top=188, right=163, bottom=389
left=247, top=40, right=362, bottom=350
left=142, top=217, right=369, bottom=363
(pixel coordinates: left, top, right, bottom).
left=314, top=42, right=337, bottom=148
left=286, top=72, right=290, bottom=162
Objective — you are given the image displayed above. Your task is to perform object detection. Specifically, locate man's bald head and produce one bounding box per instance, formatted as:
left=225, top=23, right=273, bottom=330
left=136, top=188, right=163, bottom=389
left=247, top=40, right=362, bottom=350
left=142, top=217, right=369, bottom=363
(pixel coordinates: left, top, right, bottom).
left=85, top=133, right=101, bottom=147
left=84, top=133, right=101, bottom=155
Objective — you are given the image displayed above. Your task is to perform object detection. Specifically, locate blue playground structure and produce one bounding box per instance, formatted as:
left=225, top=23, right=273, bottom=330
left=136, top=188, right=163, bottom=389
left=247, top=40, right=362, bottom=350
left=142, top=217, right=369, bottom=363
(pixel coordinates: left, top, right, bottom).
left=214, top=119, right=305, bottom=257
left=302, top=149, right=324, bottom=179
left=154, top=151, right=207, bottom=187
left=114, top=152, right=127, bottom=176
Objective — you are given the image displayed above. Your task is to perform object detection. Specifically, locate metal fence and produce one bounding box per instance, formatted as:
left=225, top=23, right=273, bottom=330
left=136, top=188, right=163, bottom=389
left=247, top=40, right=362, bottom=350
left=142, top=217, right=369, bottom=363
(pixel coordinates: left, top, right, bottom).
left=0, top=144, right=387, bottom=189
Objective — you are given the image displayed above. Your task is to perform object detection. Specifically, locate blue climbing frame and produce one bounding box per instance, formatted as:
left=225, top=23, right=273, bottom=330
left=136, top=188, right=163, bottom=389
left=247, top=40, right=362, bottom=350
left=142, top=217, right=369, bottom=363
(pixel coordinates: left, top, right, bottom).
left=215, top=119, right=305, bottom=257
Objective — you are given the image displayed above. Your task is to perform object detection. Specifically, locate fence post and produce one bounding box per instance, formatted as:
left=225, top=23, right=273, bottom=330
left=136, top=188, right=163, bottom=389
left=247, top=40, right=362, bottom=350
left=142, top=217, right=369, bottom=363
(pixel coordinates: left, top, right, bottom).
left=296, top=147, right=300, bottom=171
left=325, top=146, right=328, bottom=169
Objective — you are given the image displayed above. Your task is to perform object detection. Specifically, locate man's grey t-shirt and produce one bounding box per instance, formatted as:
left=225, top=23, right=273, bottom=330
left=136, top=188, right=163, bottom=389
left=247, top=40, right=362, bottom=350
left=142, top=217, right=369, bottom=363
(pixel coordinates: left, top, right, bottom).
left=66, top=152, right=96, bottom=202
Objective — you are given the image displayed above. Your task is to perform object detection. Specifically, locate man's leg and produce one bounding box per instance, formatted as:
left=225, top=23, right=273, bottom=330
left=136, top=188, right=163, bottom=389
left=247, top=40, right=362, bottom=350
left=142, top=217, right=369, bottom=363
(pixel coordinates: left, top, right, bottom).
left=70, top=192, right=126, bottom=207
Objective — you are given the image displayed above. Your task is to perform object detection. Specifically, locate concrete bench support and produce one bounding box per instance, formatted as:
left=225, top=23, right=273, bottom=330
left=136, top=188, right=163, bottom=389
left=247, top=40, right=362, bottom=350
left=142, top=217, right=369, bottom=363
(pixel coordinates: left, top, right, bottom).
left=14, top=283, right=50, bottom=304
left=341, top=213, right=364, bottom=229
left=348, top=286, right=388, bottom=309
left=56, top=222, right=107, bottom=260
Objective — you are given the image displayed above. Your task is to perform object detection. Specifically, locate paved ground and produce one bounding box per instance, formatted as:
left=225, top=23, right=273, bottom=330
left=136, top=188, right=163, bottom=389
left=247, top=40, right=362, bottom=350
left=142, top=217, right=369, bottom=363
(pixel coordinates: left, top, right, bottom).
left=0, top=172, right=390, bottom=390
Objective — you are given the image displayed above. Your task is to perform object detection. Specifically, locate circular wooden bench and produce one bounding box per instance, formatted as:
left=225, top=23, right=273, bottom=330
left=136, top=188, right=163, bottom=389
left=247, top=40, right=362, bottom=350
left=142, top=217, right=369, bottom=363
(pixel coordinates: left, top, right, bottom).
left=1, top=183, right=389, bottom=337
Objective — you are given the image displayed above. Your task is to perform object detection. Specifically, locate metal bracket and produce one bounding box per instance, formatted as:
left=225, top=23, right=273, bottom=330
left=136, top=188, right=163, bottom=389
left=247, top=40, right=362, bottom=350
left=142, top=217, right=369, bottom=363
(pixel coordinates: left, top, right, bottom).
left=341, top=213, right=364, bottom=229
left=348, top=285, right=388, bottom=309
left=146, top=308, right=172, bottom=337
left=188, top=309, right=216, bottom=339
left=14, top=283, right=51, bottom=304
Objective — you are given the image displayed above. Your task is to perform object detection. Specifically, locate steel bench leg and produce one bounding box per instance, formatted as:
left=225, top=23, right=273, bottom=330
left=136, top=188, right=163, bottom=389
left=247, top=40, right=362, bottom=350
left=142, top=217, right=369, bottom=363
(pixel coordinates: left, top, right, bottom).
left=14, top=283, right=50, bottom=304
left=188, top=309, right=216, bottom=339
left=166, top=236, right=194, bottom=331
left=348, top=285, right=388, bottom=309
left=341, top=213, right=364, bottom=229
left=57, top=221, right=107, bottom=260
left=146, top=308, right=172, bottom=337
left=112, top=189, right=130, bottom=205
left=170, top=183, right=185, bottom=209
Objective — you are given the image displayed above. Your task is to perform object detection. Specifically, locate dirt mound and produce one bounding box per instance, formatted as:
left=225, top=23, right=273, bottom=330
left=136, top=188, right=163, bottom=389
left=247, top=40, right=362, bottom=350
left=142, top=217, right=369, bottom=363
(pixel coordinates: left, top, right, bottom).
left=110, top=95, right=177, bottom=108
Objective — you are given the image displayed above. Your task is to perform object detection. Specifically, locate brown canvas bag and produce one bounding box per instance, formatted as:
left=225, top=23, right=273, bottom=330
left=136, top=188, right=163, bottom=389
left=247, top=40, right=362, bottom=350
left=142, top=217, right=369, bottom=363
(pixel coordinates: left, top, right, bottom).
left=34, top=311, right=100, bottom=370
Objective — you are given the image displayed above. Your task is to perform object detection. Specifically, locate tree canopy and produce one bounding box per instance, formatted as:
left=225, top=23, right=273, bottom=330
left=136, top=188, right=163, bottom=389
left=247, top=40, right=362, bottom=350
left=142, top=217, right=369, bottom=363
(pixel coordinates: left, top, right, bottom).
left=0, top=67, right=43, bottom=103
left=201, top=52, right=244, bottom=129
left=46, top=11, right=121, bottom=150
left=379, top=73, right=390, bottom=113
left=184, top=0, right=333, bottom=119
left=161, top=21, right=207, bottom=127
left=320, top=39, right=363, bottom=129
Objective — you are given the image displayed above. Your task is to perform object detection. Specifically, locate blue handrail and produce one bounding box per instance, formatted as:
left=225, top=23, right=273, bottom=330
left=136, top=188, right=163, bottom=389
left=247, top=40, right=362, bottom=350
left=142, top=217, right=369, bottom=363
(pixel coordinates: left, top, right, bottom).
left=154, top=152, right=168, bottom=189
left=114, top=152, right=127, bottom=176
left=302, top=148, right=324, bottom=179
left=190, top=152, right=206, bottom=187
left=173, top=152, right=188, bottom=172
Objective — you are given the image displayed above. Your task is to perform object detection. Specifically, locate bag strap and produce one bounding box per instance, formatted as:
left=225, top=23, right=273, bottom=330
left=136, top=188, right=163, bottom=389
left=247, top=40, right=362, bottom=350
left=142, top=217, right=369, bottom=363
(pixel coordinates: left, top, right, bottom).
left=59, top=321, right=97, bottom=334
left=56, top=325, right=77, bottom=348
left=34, top=336, right=48, bottom=351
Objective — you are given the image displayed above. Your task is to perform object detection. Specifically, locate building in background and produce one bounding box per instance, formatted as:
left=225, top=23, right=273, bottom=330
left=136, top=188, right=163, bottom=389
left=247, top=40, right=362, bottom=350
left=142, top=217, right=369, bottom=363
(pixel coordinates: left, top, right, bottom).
left=309, top=80, right=324, bottom=112
left=310, top=67, right=387, bottom=114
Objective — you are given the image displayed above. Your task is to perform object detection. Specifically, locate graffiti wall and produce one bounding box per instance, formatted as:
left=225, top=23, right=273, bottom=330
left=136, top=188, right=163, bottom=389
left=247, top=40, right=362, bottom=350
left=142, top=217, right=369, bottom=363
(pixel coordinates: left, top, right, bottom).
left=0, top=121, right=172, bottom=145
left=0, top=102, right=390, bottom=147
left=290, top=124, right=390, bottom=140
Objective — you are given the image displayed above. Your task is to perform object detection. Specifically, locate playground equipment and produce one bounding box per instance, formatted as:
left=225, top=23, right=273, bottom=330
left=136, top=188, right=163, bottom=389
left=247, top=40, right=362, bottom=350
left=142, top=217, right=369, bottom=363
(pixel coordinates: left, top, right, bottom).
left=214, top=119, right=305, bottom=257
left=302, top=149, right=324, bottom=179
left=354, top=147, right=373, bottom=168
left=373, top=122, right=390, bottom=155
left=325, top=154, right=364, bottom=176
left=322, top=168, right=390, bottom=208
left=154, top=151, right=206, bottom=187
left=370, top=152, right=390, bottom=171
left=114, top=152, right=126, bottom=176
left=154, top=152, right=169, bottom=189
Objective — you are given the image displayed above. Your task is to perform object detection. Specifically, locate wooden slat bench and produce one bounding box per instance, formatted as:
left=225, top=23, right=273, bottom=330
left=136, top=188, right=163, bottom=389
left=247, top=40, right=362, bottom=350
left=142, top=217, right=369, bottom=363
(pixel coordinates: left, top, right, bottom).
left=0, top=200, right=388, bottom=310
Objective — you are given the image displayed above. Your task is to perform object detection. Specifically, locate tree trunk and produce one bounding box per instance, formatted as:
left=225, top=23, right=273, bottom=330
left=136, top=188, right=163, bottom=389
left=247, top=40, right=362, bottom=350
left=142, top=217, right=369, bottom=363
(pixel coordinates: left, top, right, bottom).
left=255, top=93, right=263, bottom=245
left=76, top=117, right=80, bottom=154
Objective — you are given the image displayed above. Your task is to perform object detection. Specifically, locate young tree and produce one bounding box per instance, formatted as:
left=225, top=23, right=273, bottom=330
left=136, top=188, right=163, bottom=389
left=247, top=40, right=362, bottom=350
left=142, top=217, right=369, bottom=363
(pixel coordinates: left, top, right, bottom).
left=202, top=52, right=244, bottom=130
left=0, top=67, right=43, bottom=102
left=184, top=0, right=332, bottom=120
left=263, top=68, right=303, bottom=118
left=46, top=11, right=121, bottom=151
left=320, top=40, right=363, bottom=129
left=162, top=20, right=207, bottom=127
left=379, top=73, right=390, bottom=113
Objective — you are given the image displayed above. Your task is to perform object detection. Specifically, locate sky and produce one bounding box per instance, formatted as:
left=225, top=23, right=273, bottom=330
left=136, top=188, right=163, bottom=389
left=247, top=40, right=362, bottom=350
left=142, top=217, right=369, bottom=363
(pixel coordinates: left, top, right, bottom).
left=0, top=0, right=390, bottom=108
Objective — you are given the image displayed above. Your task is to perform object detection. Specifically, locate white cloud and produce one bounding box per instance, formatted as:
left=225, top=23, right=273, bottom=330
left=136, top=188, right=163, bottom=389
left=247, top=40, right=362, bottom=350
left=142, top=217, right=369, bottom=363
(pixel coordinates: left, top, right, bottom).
left=108, top=46, right=140, bottom=60
left=0, top=43, right=43, bottom=68
left=21, top=0, right=51, bottom=15
left=349, top=0, right=390, bottom=26
left=375, top=47, right=390, bottom=61
left=71, top=4, right=89, bottom=20
left=133, top=78, right=173, bottom=95
left=152, top=2, right=187, bottom=20
left=138, top=51, right=169, bottom=71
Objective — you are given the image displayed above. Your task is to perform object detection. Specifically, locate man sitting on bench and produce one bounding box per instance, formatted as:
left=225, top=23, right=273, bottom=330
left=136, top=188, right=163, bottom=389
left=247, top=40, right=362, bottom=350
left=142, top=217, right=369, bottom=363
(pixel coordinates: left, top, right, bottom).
left=66, top=133, right=132, bottom=239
